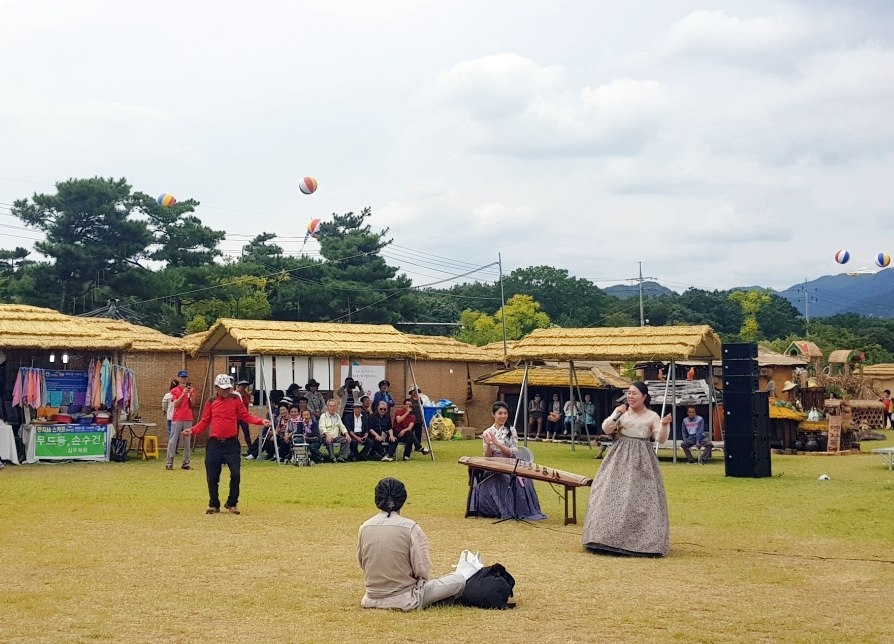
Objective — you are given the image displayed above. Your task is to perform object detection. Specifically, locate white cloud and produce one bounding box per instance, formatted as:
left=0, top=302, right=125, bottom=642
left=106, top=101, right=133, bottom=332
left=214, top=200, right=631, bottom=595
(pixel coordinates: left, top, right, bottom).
left=666, top=9, right=806, bottom=57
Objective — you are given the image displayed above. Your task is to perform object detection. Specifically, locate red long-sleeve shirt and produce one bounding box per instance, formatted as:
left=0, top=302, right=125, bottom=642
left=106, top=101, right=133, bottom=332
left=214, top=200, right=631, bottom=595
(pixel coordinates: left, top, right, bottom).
left=191, top=395, right=268, bottom=440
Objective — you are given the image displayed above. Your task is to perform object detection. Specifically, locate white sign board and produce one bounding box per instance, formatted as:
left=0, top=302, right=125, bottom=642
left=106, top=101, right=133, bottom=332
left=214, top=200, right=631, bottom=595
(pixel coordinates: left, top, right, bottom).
left=338, top=360, right=386, bottom=399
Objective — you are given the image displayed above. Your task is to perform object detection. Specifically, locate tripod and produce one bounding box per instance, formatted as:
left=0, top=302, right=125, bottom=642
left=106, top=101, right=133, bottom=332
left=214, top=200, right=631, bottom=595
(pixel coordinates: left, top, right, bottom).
left=493, top=458, right=533, bottom=525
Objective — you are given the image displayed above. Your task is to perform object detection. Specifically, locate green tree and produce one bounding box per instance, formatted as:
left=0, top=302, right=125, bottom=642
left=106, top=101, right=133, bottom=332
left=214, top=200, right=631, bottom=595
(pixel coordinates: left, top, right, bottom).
left=134, top=193, right=225, bottom=268
left=729, top=289, right=772, bottom=341
left=313, top=207, right=417, bottom=323
left=504, top=266, right=610, bottom=327
left=12, top=177, right=152, bottom=310
left=456, top=294, right=550, bottom=345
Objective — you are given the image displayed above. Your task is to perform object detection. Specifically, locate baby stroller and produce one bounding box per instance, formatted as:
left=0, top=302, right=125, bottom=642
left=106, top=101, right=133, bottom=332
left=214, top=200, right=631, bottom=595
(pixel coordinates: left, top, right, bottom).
left=291, top=431, right=313, bottom=467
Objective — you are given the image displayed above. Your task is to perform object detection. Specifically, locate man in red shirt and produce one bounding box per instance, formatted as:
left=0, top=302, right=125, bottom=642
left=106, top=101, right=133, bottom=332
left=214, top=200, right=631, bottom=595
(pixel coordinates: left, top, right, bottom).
left=167, top=369, right=195, bottom=471
left=183, top=374, right=271, bottom=515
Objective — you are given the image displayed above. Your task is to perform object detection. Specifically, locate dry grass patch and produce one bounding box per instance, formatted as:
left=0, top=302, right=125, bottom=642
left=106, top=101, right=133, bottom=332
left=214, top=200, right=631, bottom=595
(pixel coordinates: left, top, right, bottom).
left=3, top=435, right=894, bottom=643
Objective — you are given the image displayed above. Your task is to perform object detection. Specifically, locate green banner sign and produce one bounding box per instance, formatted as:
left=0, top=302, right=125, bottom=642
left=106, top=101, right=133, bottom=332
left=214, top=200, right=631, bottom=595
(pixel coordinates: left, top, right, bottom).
left=34, top=425, right=108, bottom=460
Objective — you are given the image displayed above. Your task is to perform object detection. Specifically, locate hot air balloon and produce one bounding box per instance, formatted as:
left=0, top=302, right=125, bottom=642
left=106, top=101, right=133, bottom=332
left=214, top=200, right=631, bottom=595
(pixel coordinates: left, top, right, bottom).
left=876, top=252, right=891, bottom=268
left=299, top=177, right=318, bottom=195
left=834, top=250, right=849, bottom=264
left=157, top=193, right=177, bottom=206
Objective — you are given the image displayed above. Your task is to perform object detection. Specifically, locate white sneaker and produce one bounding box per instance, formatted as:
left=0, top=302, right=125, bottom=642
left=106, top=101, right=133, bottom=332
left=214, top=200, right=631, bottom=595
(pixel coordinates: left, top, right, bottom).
left=245, top=454, right=255, bottom=460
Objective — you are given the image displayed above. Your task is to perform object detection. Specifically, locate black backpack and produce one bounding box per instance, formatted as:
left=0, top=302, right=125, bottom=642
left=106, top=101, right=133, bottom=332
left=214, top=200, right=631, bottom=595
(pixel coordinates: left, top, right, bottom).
left=109, top=437, right=128, bottom=462
left=456, top=564, right=516, bottom=609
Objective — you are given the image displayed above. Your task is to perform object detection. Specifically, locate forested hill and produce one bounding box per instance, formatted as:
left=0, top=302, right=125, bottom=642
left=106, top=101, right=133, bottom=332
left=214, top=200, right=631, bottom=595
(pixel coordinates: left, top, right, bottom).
left=603, top=281, right=674, bottom=299
left=777, top=269, right=894, bottom=319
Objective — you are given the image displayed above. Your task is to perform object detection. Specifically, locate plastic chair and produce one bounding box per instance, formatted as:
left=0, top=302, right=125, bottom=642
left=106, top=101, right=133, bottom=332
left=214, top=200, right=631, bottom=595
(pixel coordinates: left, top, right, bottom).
left=516, top=446, right=534, bottom=463
left=142, top=435, right=159, bottom=460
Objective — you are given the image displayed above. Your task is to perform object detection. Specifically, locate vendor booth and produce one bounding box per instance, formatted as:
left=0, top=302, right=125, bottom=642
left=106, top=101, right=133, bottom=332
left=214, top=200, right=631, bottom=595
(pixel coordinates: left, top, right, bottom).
left=0, top=304, right=138, bottom=464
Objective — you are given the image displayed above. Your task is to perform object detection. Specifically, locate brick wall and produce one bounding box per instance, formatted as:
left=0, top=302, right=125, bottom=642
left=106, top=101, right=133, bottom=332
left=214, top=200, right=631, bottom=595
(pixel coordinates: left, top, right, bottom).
left=382, top=360, right=502, bottom=430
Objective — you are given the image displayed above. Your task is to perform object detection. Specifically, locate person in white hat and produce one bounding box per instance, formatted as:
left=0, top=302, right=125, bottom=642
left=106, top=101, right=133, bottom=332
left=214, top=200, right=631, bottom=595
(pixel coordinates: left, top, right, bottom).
left=183, top=374, right=272, bottom=515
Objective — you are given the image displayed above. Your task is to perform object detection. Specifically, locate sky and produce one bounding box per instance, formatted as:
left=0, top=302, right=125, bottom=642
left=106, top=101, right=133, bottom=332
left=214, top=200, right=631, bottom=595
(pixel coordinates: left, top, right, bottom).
left=2, top=0, right=894, bottom=298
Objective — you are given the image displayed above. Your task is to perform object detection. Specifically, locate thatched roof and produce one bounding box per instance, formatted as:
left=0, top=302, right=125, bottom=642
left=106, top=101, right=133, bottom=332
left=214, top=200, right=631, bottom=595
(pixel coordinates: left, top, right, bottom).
left=476, top=363, right=630, bottom=389
left=785, top=340, right=823, bottom=359
left=828, top=349, right=860, bottom=364
left=404, top=334, right=497, bottom=363
left=194, top=319, right=429, bottom=359
left=506, top=326, right=722, bottom=362
left=480, top=340, right=516, bottom=363
left=862, top=363, right=894, bottom=377
left=77, top=317, right=188, bottom=353
left=0, top=304, right=133, bottom=351
left=758, top=346, right=807, bottom=367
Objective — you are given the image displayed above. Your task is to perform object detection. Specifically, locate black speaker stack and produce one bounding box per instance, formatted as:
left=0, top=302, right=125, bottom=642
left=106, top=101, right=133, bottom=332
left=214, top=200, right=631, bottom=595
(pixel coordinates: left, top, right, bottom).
left=721, top=343, right=771, bottom=478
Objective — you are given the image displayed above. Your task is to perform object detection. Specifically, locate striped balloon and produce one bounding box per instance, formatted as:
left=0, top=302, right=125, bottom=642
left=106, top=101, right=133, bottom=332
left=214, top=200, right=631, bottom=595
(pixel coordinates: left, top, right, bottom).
left=834, top=250, right=849, bottom=264
left=299, top=177, right=318, bottom=195
left=876, top=252, right=891, bottom=268
left=157, top=193, right=177, bottom=207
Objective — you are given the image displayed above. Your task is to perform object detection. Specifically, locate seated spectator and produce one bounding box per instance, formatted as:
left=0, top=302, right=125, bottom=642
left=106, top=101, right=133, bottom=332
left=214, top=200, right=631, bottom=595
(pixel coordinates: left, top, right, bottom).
left=294, top=409, right=324, bottom=464
left=681, top=406, right=713, bottom=463
left=583, top=394, right=598, bottom=437
left=246, top=402, right=288, bottom=460
left=347, top=402, right=373, bottom=461
left=320, top=399, right=352, bottom=463
left=394, top=398, right=430, bottom=461
left=357, top=478, right=466, bottom=611
left=368, top=401, right=393, bottom=461
left=562, top=398, right=582, bottom=437
left=372, top=380, right=395, bottom=412
left=528, top=393, right=545, bottom=440
left=545, top=393, right=563, bottom=441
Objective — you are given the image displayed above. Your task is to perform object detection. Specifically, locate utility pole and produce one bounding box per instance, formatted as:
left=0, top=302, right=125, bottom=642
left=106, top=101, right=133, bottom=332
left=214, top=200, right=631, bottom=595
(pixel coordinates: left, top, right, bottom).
left=498, top=253, right=508, bottom=361
left=627, top=262, right=657, bottom=326
left=798, top=279, right=814, bottom=337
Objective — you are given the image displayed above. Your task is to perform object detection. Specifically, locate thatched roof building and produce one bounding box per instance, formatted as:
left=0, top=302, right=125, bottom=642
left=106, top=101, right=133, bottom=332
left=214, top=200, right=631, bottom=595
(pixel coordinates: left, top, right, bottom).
left=506, top=325, right=723, bottom=362
left=193, top=319, right=429, bottom=359
left=0, top=304, right=131, bottom=351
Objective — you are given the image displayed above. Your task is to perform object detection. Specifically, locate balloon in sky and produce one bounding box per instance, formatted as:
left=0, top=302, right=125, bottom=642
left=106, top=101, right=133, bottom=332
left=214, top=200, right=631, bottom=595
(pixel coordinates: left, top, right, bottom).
left=157, top=193, right=177, bottom=206
left=834, top=250, right=849, bottom=264
left=299, top=177, right=318, bottom=195
left=307, top=218, right=322, bottom=239
left=876, top=252, right=891, bottom=268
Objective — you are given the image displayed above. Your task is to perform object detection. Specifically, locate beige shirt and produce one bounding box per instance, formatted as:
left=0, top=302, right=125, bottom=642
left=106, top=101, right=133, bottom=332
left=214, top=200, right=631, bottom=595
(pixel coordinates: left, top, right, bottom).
left=319, top=412, right=347, bottom=439
left=357, top=511, right=432, bottom=609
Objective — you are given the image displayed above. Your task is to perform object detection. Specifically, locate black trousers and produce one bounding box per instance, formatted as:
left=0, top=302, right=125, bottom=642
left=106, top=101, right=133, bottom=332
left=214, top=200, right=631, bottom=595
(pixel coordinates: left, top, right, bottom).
left=413, top=422, right=424, bottom=451
left=205, top=437, right=241, bottom=509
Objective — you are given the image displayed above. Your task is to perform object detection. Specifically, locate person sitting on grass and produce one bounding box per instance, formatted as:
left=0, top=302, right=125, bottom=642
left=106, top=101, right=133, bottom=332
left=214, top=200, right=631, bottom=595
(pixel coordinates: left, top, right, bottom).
left=182, top=373, right=271, bottom=515
left=357, top=477, right=466, bottom=611
left=320, top=399, right=352, bottom=463
left=394, top=398, right=431, bottom=461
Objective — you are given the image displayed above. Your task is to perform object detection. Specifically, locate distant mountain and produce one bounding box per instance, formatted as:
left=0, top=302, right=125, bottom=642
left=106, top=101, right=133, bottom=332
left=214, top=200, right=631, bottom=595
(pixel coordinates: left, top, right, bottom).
left=600, top=271, right=894, bottom=318
left=778, top=269, right=894, bottom=319
left=604, top=281, right=675, bottom=299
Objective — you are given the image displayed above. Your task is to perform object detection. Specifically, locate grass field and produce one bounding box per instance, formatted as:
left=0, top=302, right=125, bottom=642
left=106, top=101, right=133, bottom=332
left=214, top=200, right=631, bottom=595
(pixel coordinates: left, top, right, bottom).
left=3, top=434, right=894, bottom=643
